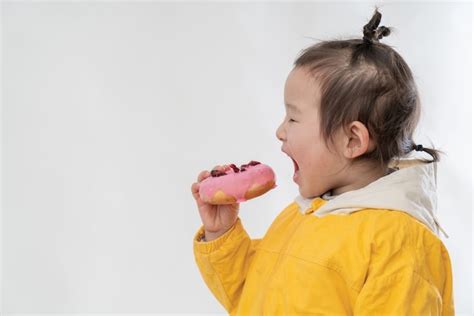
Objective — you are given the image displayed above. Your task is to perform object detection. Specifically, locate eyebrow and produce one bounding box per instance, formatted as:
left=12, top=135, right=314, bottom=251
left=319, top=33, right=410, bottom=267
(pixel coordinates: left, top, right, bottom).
left=285, top=103, right=302, bottom=114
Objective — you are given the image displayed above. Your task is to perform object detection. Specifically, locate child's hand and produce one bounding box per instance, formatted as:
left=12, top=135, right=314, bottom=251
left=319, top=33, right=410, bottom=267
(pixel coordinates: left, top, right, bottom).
left=191, top=165, right=240, bottom=241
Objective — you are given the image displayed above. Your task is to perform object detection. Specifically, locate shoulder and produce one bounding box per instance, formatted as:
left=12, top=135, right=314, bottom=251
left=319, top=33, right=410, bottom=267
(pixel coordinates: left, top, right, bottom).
left=261, top=201, right=301, bottom=240
left=348, top=209, right=443, bottom=252
left=364, top=209, right=440, bottom=248
left=273, top=200, right=301, bottom=224
left=360, top=209, right=451, bottom=283
left=348, top=209, right=448, bottom=265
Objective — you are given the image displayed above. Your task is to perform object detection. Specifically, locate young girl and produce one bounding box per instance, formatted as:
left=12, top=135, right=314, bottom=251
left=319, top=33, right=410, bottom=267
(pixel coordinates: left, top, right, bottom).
left=191, top=8, right=454, bottom=315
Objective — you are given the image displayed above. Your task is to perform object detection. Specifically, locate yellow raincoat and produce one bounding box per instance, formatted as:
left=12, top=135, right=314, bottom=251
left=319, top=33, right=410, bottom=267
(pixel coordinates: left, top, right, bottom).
left=193, top=156, right=455, bottom=315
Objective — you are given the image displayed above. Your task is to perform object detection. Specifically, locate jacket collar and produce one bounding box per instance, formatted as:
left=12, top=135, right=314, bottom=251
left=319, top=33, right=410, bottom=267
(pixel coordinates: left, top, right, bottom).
left=294, top=151, right=449, bottom=239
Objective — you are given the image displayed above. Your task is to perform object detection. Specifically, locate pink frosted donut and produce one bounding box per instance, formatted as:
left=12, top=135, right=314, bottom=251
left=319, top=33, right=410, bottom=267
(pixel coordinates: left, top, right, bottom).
left=199, top=160, right=277, bottom=205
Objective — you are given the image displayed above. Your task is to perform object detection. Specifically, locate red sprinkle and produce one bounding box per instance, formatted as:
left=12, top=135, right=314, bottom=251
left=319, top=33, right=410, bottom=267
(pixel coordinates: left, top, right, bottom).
left=229, top=164, right=240, bottom=173
left=211, top=161, right=261, bottom=177
left=211, top=169, right=227, bottom=177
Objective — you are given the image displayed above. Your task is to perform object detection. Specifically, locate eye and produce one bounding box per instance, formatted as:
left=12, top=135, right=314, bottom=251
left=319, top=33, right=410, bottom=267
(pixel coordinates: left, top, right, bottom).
left=288, top=118, right=296, bottom=123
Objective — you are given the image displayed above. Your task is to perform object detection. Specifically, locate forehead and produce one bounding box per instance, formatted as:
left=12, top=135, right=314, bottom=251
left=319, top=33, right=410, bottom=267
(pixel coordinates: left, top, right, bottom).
left=284, top=67, right=320, bottom=111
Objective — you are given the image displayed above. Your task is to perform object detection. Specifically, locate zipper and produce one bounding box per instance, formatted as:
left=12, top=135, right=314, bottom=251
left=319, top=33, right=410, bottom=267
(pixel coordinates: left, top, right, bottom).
left=260, top=209, right=307, bottom=314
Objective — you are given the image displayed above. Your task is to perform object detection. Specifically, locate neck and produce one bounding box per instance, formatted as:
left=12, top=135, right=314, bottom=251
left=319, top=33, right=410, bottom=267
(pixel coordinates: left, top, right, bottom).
left=331, top=162, right=389, bottom=196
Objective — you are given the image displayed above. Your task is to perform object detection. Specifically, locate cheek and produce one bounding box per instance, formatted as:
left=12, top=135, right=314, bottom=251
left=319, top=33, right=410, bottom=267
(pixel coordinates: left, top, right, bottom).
left=287, top=128, right=305, bottom=150
left=303, top=140, right=329, bottom=169
left=316, top=149, right=340, bottom=173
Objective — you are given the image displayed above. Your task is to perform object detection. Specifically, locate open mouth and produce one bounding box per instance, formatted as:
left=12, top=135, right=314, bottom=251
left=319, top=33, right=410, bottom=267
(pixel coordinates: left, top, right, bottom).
left=292, top=157, right=300, bottom=173
left=282, top=149, right=300, bottom=179
left=291, top=157, right=300, bottom=183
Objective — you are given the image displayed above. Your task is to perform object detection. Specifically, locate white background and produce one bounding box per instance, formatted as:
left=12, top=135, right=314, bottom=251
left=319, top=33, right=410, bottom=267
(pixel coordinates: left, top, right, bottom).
left=1, top=1, right=472, bottom=314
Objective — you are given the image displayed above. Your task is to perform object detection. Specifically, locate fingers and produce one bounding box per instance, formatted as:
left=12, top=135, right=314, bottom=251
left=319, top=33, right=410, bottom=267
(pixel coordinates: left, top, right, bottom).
left=191, top=182, right=202, bottom=202
left=191, top=165, right=228, bottom=202
left=191, top=169, right=212, bottom=202
left=211, top=165, right=226, bottom=171
left=191, top=181, right=199, bottom=194
left=196, top=165, right=226, bottom=184
left=198, top=170, right=211, bottom=182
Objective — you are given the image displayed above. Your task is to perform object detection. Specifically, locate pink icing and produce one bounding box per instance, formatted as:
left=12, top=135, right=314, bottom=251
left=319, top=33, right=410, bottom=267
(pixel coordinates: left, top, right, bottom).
left=199, top=163, right=277, bottom=203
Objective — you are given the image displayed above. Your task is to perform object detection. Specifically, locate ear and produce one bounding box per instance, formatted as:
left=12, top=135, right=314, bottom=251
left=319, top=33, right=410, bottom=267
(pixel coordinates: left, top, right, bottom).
left=341, top=121, right=375, bottom=159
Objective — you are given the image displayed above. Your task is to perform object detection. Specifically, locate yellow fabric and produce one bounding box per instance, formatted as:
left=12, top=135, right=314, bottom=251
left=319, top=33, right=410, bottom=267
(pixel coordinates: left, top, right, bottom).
left=193, top=198, right=454, bottom=315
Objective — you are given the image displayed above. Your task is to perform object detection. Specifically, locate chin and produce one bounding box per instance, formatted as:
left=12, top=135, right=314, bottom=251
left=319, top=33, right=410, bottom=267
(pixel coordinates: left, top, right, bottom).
left=299, top=188, right=316, bottom=199
left=299, top=185, right=326, bottom=199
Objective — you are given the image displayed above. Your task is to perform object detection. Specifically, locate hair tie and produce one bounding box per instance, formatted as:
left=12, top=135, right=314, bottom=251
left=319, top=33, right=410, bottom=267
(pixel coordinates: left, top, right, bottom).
left=415, top=144, right=424, bottom=151
left=362, top=36, right=373, bottom=45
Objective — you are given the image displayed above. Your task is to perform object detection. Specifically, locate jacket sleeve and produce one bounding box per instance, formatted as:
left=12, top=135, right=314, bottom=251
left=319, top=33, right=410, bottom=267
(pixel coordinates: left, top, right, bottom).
left=353, top=212, right=455, bottom=315
left=193, top=217, right=261, bottom=314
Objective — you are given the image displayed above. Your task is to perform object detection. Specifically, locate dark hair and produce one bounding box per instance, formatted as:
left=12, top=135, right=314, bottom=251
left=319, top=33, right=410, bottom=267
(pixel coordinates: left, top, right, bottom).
left=293, top=6, right=445, bottom=170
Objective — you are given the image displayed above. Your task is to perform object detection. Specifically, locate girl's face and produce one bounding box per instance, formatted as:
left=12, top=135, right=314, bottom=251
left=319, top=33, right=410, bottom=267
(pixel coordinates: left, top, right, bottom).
left=276, top=67, right=346, bottom=198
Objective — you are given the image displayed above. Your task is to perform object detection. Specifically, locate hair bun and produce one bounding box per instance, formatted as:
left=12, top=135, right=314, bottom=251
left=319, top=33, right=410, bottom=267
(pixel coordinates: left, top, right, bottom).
left=375, top=26, right=391, bottom=40
left=362, top=8, right=391, bottom=44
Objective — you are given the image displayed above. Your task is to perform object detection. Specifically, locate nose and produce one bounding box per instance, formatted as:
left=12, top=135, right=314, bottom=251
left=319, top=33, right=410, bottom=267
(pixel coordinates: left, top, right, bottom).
left=276, top=121, right=286, bottom=142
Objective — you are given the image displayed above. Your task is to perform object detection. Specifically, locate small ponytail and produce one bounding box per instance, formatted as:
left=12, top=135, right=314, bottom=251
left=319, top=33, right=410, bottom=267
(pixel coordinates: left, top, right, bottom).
left=362, top=7, right=392, bottom=45
left=410, top=141, right=446, bottom=163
